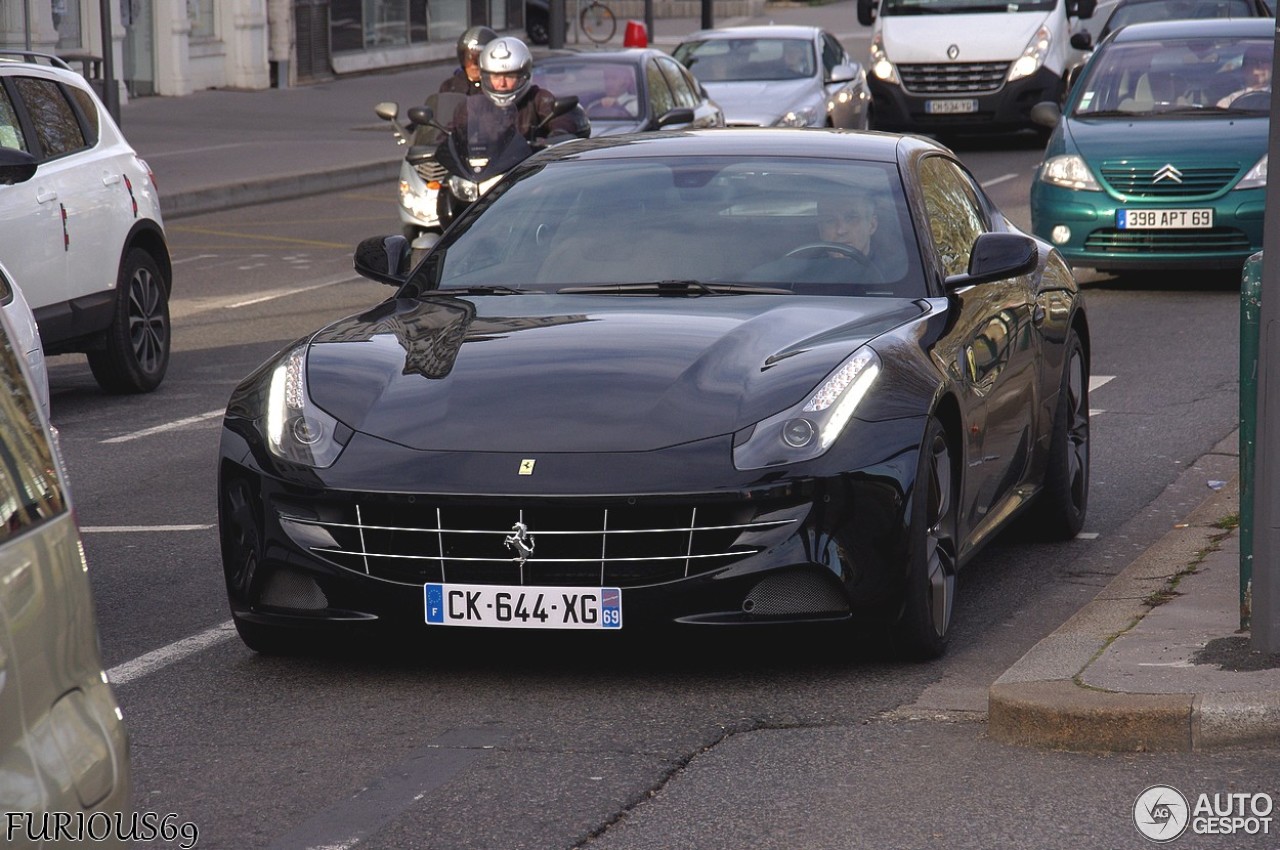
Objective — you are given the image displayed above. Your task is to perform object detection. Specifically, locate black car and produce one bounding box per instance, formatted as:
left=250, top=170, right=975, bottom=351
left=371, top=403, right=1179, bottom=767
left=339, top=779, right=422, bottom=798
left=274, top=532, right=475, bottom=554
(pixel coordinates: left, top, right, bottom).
left=218, top=129, right=1089, bottom=660
left=531, top=49, right=725, bottom=135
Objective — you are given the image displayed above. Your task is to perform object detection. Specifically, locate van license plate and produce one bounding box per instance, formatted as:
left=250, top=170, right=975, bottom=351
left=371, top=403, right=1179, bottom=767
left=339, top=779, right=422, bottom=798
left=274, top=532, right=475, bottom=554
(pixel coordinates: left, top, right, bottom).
left=1116, top=208, right=1214, bottom=229
left=425, top=583, right=622, bottom=629
left=925, top=99, right=978, bottom=114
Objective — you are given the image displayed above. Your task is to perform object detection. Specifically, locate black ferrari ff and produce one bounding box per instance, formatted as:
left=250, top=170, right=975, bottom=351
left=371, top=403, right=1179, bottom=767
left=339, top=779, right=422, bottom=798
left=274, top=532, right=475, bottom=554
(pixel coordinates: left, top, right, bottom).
left=218, top=129, right=1089, bottom=659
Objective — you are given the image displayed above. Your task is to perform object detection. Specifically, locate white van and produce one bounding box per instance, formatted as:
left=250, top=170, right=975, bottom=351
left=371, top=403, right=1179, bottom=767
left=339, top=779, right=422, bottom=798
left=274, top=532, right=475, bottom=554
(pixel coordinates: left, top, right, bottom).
left=856, top=0, right=1096, bottom=135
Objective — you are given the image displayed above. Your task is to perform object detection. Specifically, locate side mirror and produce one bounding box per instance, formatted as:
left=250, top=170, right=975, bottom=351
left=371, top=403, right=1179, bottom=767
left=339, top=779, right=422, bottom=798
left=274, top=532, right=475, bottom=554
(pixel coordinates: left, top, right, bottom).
left=374, top=101, right=399, bottom=122
left=1070, top=32, right=1092, bottom=50
left=828, top=62, right=858, bottom=84
left=944, top=233, right=1040, bottom=291
left=655, top=106, right=695, bottom=128
left=1070, top=0, right=1097, bottom=18
left=857, top=0, right=877, bottom=26
left=552, top=95, right=580, bottom=118
left=0, top=148, right=37, bottom=186
left=406, top=105, right=435, bottom=127
left=1030, top=101, right=1062, bottom=129
left=354, top=235, right=413, bottom=287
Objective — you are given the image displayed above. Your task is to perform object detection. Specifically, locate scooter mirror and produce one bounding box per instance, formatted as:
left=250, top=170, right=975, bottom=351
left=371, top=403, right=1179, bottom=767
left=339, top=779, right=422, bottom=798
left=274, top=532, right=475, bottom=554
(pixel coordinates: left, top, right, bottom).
left=374, top=102, right=399, bottom=121
left=407, top=105, right=435, bottom=127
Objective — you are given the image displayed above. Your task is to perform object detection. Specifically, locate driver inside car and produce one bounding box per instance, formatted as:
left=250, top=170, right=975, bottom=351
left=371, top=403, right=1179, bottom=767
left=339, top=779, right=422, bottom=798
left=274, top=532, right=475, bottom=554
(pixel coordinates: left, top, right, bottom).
left=745, top=190, right=885, bottom=288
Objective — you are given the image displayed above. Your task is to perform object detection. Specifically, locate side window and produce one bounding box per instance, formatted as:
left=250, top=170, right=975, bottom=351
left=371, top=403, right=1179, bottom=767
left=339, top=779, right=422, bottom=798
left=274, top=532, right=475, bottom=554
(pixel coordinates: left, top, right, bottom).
left=0, top=86, right=25, bottom=152
left=0, top=320, right=66, bottom=543
left=919, top=156, right=989, bottom=277
left=646, top=60, right=676, bottom=117
left=66, top=85, right=100, bottom=144
left=657, top=57, right=698, bottom=109
left=821, top=33, right=845, bottom=76
left=12, top=77, right=87, bottom=160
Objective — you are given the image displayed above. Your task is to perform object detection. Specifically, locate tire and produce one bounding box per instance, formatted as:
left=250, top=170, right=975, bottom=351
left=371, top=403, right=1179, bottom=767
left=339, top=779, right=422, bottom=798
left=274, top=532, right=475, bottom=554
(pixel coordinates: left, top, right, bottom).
left=892, top=416, right=958, bottom=661
left=579, top=1, right=616, bottom=43
left=526, top=10, right=550, bottom=45
left=87, top=248, right=170, bottom=394
left=1024, top=328, right=1089, bottom=540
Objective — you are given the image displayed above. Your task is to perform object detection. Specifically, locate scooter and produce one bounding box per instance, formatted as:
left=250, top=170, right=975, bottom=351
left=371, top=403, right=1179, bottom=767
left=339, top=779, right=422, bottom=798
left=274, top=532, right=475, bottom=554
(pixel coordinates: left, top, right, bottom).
left=376, top=92, right=586, bottom=253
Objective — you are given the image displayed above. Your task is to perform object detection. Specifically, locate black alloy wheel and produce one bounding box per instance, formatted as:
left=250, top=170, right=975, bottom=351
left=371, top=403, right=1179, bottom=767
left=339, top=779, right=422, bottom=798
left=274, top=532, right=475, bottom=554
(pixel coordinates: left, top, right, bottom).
left=87, top=248, right=170, bottom=394
left=893, top=416, right=958, bottom=660
left=1024, top=328, right=1089, bottom=540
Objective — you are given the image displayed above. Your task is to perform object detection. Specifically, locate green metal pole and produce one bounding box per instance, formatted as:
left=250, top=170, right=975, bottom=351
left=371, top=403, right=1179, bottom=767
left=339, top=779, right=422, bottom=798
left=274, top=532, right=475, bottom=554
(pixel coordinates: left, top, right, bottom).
left=1242, top=251, right=1263, bottom=631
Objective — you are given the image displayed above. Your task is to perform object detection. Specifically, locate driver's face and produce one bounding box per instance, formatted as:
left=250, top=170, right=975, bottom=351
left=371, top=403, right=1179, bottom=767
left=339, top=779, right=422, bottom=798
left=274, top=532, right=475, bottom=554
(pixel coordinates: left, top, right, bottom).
left=487, top=71, right=521, bottom=92
left=818, top=197, right=877, bottom=254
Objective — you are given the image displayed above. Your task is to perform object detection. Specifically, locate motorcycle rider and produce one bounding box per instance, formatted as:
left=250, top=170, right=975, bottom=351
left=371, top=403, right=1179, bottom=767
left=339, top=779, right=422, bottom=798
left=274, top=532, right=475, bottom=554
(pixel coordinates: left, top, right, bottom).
left=439, top=26, right=497, bottom=95
left=472, top=37, right=589, bottom=145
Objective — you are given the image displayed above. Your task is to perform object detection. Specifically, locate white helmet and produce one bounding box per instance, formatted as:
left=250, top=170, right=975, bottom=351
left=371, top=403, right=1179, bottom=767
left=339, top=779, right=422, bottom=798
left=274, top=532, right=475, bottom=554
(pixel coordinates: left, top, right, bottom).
left=479, top=37, right=533, bottom=107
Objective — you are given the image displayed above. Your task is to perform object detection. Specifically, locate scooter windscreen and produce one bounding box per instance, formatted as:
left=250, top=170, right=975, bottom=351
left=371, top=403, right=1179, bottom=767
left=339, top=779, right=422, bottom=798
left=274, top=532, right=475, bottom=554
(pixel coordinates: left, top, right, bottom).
left=432, top=97, right=537, bottom=183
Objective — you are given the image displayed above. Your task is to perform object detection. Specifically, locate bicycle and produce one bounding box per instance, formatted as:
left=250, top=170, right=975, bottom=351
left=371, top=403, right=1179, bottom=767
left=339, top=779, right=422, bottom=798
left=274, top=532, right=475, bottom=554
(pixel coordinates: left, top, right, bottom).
left=578, top=0, right=616, bottom=44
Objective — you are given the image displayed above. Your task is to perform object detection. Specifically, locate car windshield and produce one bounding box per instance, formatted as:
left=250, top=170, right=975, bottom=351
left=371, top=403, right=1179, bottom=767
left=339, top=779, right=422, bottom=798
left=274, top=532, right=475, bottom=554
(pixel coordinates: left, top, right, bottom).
left=1102, top=0, right=1260, bottom=38
left=419, top=154, right=924, bottom=298
left=880, top=0, right=1056, bottom=13
left=674, top=38, right=815, bottom=82
left=1072, top=36, right=1273, bottom=116
left=531, top=61, right=643, bottom=121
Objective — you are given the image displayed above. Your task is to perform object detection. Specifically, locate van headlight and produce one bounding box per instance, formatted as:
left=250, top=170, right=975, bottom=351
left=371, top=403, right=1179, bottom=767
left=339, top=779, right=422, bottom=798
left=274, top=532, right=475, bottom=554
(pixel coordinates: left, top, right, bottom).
left=869, top=33, right=899, bottom=85
left=1008, top=25, right=1051, bottom=83
left=733, top=347, right=881, bottom=470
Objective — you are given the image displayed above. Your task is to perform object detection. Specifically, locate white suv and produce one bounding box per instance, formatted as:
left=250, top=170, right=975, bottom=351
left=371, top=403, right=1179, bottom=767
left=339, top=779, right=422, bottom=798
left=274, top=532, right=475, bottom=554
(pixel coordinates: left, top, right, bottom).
left=0, top=50, right=171, bottom=394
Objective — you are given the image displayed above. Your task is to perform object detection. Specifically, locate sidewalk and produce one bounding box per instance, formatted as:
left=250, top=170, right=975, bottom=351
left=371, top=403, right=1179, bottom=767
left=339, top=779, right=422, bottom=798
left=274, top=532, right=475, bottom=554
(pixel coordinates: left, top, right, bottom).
left=114, top=1, right=1280, bottom=752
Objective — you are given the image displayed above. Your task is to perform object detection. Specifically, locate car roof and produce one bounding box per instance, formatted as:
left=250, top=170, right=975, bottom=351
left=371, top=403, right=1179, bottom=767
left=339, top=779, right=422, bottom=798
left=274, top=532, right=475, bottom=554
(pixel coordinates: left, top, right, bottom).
left=536, top=48, right=667, bottom=66
left=1110, top=15, right=1275, bottom=40
left=677, top=24, right=826, bottom=41
left=534, top=127, right=929, bottom=164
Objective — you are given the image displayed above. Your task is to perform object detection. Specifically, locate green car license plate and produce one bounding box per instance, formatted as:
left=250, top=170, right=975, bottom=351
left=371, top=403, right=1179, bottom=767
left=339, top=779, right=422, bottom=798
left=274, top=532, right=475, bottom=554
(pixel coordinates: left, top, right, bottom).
left=1116, top=208, right=1214, bottom=229
left=425, top=583, right=622, bottom=629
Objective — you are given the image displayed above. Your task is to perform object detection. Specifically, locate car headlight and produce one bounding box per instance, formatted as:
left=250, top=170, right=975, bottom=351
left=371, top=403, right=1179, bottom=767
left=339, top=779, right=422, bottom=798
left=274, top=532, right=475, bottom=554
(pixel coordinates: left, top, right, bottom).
left=1237, top=154, right=1268, bottom=190
left=776, top=105, right=821, bottom=127
left=869, top=33, right=899, bottom=85
left=1038, top=154, right=1101, bottom=191
left=1008, top=25, right=1051, bottom=82
left=733, top=347, right=881, bottom=471
left=264, top=344, right=349, bottom=468
left=448, top=174, right=480, bottom=202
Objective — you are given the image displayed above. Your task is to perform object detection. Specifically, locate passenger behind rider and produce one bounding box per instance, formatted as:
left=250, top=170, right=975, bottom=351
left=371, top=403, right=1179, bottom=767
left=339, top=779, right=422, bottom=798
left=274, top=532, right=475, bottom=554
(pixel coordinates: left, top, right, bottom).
left=439, top=26, right=497, bottom=96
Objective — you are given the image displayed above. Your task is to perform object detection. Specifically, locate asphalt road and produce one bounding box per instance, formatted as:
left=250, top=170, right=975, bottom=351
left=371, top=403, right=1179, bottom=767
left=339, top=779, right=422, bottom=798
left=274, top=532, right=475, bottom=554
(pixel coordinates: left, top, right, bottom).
left=44, top=142, right=1274, bottom=850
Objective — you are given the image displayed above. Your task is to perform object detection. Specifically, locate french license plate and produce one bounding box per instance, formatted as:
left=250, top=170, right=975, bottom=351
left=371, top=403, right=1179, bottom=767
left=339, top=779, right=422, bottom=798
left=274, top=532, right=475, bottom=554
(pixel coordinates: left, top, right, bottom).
left=1116, top=208, right=1214, bottom=230
left=424, top=583, right=622, bottom=629
left=925, top=99, right=978, bottom=114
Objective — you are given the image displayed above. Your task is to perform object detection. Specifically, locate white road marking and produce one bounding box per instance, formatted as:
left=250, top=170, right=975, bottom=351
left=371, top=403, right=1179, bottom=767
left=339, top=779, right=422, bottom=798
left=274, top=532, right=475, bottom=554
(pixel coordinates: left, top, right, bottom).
left=981, top=173, right=1019, bottom=187
left=225, top=277, right=353, bottom=308
left=171, top=253, right=217, bottom=265
left=107, top=620, right=236, bottom=686
left=1090, top=375, right=1115, bottom=391
left=82, top=524, right=213, bottom=533
left=101, top=409, right=223, bottom=443
left=171, top=273, right=361, bottom=320
left=1076, top=532, right=1100, bottom=540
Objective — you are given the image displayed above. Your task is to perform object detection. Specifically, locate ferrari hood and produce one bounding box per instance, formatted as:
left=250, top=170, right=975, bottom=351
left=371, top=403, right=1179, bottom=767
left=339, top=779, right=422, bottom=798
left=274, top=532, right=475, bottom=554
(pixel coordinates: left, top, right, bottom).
left=305, top=295, right=927, bottom=453
left=699, top=79, right=818, bottom=125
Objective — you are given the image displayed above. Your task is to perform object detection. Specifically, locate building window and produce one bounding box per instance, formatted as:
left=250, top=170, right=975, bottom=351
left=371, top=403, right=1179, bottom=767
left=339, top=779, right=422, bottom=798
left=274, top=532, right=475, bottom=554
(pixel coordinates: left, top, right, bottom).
left=188, top=0, right=215, bottom=39
left=331, top=0, right=441, bottom=52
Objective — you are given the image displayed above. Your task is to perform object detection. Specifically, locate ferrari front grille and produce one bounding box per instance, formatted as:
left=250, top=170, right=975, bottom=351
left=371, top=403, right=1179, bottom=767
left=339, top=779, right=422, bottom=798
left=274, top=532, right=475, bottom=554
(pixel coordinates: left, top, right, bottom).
left=898, top=62, right=1007, bottom=95
left=280, top=499, right=803, bottom=587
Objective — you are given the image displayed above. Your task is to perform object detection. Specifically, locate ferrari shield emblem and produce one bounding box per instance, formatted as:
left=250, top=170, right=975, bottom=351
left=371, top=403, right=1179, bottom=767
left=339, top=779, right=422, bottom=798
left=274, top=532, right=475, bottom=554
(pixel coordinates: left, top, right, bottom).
left=519, top=459, right=536, bottom=475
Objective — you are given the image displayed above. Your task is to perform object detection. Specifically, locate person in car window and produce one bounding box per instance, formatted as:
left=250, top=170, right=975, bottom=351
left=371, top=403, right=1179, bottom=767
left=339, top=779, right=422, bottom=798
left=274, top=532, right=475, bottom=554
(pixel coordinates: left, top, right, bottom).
left=745, top=189, right=884, bottom=287
left=816, top=191, right=878, bottom=261
left=1217, top=44, right=1271, bottom=107
left=591, top=65, right=639, bottom=117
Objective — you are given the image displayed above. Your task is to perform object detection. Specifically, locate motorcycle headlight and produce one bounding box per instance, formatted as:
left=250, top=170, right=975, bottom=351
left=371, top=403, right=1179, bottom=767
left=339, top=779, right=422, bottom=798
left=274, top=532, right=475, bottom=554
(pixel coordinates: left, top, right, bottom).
left=399, top=180, right=438, bottom=219
left=870, top=33, right=899, bottom=85
left=1237, top=154, right=1268, bottom=190
left=448, top=175, right=481, bottom=202
left=264, top=344, right=349, bottom=468
left=1008, top=25, right=1051, bottom=83
left=733, top=347, right=881, bottom=470
left=1038, top=154, right=1101, bottom=191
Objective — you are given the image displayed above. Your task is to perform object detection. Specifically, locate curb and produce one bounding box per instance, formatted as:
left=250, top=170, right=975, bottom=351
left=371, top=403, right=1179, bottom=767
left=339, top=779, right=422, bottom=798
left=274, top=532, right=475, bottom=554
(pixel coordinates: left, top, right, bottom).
left=160, top=160, right=401, bottom=220
left=987, top=450, right=1280, bottom=752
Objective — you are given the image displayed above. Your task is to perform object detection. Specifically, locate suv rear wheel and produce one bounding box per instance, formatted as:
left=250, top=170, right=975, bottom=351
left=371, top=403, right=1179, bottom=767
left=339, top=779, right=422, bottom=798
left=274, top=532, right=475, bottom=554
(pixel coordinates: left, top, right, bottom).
left=88, top=248, right=170, bottom=394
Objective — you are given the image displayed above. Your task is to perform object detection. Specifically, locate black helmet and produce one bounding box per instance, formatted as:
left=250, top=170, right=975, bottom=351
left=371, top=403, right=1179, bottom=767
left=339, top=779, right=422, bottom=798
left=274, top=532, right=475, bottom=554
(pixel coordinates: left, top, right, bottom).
left=456, top=26, right=498, bottom=69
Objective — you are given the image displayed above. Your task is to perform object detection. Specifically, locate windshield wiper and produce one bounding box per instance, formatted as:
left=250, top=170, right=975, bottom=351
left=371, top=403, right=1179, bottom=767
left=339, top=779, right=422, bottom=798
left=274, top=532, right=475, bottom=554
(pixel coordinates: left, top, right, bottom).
left=435, top=285, right=533, bottom=295
left=557, top=280, right=792, bottom=296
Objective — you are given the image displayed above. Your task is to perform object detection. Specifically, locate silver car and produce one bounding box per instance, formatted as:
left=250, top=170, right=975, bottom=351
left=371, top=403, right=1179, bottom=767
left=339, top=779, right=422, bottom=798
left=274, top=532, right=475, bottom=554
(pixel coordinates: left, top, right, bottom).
left=673, top=25, right=871, bottom=128
left=0, top=303, right=130, bottom=847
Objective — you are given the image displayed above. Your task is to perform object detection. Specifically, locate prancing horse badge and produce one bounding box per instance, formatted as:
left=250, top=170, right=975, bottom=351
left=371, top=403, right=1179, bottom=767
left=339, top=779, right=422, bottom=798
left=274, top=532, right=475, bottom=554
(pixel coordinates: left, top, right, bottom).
left=519, top=459, right=536, bottom=475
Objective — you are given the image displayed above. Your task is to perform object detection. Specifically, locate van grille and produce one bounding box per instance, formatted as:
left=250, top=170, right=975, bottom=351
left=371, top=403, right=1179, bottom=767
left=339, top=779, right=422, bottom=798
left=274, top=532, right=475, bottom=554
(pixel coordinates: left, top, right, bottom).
left=899, top=62, right=1008, bottom=95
